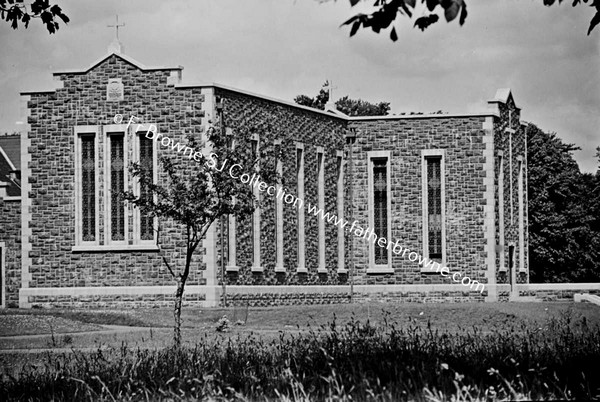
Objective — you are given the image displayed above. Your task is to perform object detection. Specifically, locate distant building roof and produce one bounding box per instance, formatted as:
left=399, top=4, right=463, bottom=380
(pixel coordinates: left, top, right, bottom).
left=0, top=135, right=20, bottom=168
left=0, top=135, right=21, bottom=198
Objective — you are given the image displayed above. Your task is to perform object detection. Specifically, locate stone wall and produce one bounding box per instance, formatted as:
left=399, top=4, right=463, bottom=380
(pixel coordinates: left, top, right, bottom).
left=0, top=199, right=21, bottom=307
left=23, top=54, right=208, bottom=307
left=215, top=88, right=348, bottom=287
left=493, top=94, right=529, bottom=285
left=347, top=116, right=491, bottom=286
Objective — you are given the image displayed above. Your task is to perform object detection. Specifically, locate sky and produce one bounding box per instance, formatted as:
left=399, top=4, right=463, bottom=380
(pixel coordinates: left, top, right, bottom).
left=1, top=0, right=598, bottom=172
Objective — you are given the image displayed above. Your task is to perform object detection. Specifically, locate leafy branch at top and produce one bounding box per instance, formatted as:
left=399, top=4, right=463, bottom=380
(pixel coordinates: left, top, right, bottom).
left=1, top=0, right=69, bottom=34
left=341, top=0, right=600, bottom=41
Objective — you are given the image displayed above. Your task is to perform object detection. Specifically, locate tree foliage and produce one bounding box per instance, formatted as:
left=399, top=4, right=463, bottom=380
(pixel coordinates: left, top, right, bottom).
left=1, top=0, right=69, bottom=34
left=294, top=81, right=391, bottom=116
left=341, top=0, right=600, bottom=40
left=527, top=123, right=600, bottom=282
left=124, top=110, right=281, bottom=347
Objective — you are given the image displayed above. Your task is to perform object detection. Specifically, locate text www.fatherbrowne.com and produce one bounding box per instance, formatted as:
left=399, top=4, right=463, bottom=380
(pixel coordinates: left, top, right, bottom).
left=118, top=114, right=485, bottom=294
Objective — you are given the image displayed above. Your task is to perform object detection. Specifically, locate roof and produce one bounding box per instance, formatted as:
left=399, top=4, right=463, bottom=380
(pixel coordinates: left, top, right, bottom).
left=176, top=82, right=499, bottom=120
left=0, top=135, right=20, bottom=168
left=52, top=52, right=183, bottom=76
left=0, top=137, right=21, bottom=198
left=488, top=88, right=520, bottom=109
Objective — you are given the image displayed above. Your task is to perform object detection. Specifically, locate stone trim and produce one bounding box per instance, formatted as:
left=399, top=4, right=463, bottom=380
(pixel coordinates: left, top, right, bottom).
left=483, top=117, right=498, bottom=301
left=316, top=146, right=325, bottom=272
left=71, top=245, right=159, bottom=252
left=0, top=241, right=5, bottom=308
left=201, top=87, right=218, bottom=306
left=19, top=95, right=32, bottom=308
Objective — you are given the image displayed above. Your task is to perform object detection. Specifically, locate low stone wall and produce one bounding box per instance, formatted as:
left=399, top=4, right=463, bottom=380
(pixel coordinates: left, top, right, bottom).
left=516, top=283, right=600, bottom=302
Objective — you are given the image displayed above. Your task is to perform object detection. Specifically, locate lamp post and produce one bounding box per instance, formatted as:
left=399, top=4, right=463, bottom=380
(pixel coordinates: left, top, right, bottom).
left=345, top=127, right=356, bottom=303
left=215, top=99, right=227, bottom=308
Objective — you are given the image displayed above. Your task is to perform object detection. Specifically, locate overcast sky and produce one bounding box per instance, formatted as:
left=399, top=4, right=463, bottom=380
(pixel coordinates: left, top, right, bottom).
left=1, top=0, right=598, bottom=172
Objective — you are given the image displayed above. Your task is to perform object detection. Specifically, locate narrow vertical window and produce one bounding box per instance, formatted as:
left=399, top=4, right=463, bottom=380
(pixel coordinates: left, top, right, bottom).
left=251, top=138, right=262, bottom=271
left=226, top=138, right=237, bottom=272
left=109, top=134, right=126, bottom=242
left=336, top=153, right=345, bottom=273
left=81, top=135, right=96, bottom=242
left=421, top=150, right=445, bottom=268
left=296, top=145, right=306, bottom=272
left=426, top=157, right=442, bottom=262
left=373, top=159, right=388, bottom=264
left=139, top=134, right=154, bottom=241
left=274, top=139, right=284, bottom=272
left=498, top=152, right=506, bottom=272
left=317, top=148, right=326, bottom=272
left=518, top=157, right=524, bottom=272
left=368, top=151, right=392, bottom=272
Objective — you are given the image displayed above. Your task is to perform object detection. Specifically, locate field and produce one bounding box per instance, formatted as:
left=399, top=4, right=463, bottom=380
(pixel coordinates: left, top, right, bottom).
left=1, top=302, right=599, bottom=401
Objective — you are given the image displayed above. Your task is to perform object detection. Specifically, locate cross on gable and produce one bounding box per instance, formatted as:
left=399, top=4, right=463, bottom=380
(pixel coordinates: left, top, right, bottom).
left=107, top=15, right=125, bottom=40
left=323, top=80, right=337, bottom=102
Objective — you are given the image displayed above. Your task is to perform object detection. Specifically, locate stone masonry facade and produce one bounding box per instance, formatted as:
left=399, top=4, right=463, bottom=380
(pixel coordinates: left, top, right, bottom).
left=6, top=49, right=530, bottom=308
left=0, top=199, right=21, bottom=307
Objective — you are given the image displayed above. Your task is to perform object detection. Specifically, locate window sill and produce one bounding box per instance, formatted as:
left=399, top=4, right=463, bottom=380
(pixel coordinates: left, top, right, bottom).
left=251, top=266, right=264, bottom=273
left=296, top=267, right=308, bottom=274
left=317, top=268, right=328, bottom=274
left=337, top=269, right=348, bottom=275
left=72, top=244, right=160, bottom=253
left=274, top=265, right=286, bottom=273
left=367, top=267, right=394, bottom=274
left=226, top=265, right=240, bottom=273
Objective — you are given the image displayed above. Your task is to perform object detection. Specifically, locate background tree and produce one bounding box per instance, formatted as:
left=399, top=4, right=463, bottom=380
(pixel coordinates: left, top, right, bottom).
left=125, top=112, right=281, bottom=348
left=295, top=81, right=391, bottom=116
left=340, top=0, right=600, bottom=40
left=1, top=0, right=69, bottom=34
left=526, top=123, right=600, bottom=282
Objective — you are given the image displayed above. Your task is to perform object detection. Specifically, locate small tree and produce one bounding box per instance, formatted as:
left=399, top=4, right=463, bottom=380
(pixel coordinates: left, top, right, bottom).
left=125, top=110, right=280, bottom=348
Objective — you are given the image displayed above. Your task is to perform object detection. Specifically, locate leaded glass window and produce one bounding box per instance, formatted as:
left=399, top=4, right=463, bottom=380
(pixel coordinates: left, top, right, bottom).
left=139, top=135, right=154, bottom=241
left=110, top=134, right=125, bottom=241
left=81, top=135, right=96, bottom=241
left=427, top=157, right=442, bottom=261
left=373, top=159, right=388, bottom=264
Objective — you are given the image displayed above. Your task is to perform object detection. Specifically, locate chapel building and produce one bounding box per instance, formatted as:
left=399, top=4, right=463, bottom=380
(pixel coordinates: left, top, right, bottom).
left=0, top=46, right=529, bottom=308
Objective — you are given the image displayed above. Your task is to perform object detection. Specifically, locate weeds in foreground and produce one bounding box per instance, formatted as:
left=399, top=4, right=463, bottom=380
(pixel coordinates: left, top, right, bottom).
left=1, top=310, right=599, bottom=401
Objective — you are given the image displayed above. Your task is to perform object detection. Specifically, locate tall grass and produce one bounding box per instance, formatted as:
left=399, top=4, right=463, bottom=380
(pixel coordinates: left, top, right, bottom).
left=1, top=310, right=599, bottom=401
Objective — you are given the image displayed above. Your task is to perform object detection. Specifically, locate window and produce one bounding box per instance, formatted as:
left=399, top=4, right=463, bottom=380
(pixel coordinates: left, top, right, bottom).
left=74, top=126, right=99, bottom=246
left=336, top=152, right=345, bottom=273
left=251, top=136, right=262, bottom=272
left=296, top=144, right=306, bottom=272
left=73, top=124, right=158, bottom=252
left=373, top=159, right=388, bottom=264
left=108, top=133, right=127, bottom=243
left=517, top=156, right=525, bottom=272
left=274, top=139, right=284, bottom=272
left=498, top=152, right=506, bottom=272
left=138, top=133, right=155, bottom=241
left=317, top=147, right=326, bottom=272
left=421, top=150, right=445, bottom=268
left=226, top=137, right=238, bottom=272
left=367, top=151, right=392, bottom=272
left=81, top=135, right=97, bottom=241
left=426, top=157, right=442, bottom=261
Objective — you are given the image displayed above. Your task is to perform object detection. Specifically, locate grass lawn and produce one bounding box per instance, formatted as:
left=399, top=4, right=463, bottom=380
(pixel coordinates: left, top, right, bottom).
left=1, top=302, right=599, bottom=400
